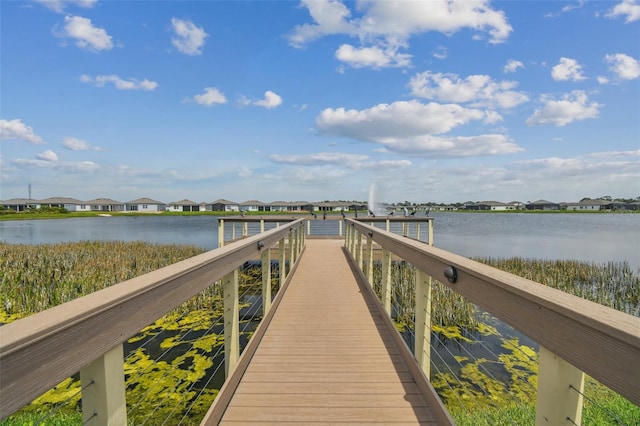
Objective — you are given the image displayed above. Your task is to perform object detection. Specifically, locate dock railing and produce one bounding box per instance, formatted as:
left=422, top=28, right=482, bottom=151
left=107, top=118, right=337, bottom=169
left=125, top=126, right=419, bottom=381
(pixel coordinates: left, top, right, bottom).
left=344, top=218, right=640, bottom=425
left=0, top=219, right=306, bottom=424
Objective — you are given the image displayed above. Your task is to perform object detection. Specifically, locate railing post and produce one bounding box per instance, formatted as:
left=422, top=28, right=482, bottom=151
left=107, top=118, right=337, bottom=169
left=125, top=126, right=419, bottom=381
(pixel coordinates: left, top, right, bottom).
left=366, top=233, right=374, bottom=285
left=231, top=222, right=236, bottom=241
left=243, top=222, right=248, bottom=237
left=415, top=269, right=432, bottom=377
left=261, top=248, right=271, bottom=314
left=307, top=219, right=311, bottom=235
left=80, top=344, right=127, bottom=426
left=223, top=269, right=239, bottom=377
left=381, top=248, right=392, bottom=315
left=416, top=222, right=421, bottom=241
left=339, top=219, right=343, bottom=237
left=386, top=219, right=390, bottom=232
left=260, top=219, right=265, bottom=233
left=356, top=230, right=363, bottom=270
left=218, top=219, right=225, bottom=248
left=288, top=229, right=294, bottom=272
left=536, top=346, right=585, bottom=426
left=428, top=219, right=433, bottom=246
left=279, top=238, right=286, bottom=282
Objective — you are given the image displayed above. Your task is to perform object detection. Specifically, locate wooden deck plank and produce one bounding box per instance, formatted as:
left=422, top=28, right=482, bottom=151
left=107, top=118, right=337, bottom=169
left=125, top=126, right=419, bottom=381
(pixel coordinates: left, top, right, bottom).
left=215, top=239, right=441, bottom=424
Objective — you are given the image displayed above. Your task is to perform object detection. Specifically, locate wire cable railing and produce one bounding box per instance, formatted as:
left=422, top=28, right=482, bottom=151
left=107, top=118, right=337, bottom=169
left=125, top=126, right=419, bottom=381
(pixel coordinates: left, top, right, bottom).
left=344, top=218, right=640, bottom=426
left=0, top=219, right=305, bottom=425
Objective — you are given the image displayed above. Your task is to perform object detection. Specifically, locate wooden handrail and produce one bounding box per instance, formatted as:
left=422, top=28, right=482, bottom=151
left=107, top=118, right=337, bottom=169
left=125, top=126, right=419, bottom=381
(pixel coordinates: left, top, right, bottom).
left=0, top=219, right=305, bottom=419
left=346, top=219, right=640, bottom=406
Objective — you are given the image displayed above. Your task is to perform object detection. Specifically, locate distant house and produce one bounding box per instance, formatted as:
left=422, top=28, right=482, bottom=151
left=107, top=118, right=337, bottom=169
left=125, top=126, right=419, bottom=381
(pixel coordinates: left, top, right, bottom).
left=561, top=199, right=608, bottom=211
left=207, top=199, right=240, bottom=212
left=167, top=199, right=203, bottom=212
left=466, top=201, right=515, bottom=211
left=125, top=197, right=166, bottom=212
left=86, top=198, right=125, bottom=212
left=525, top=200, right=560, bottom=211
left=240, top=200, right=268, bottom=212
left=268, top=201, right=308, bottom=212
left=39, top=197, right=90, bottom=212
left=1, top=198, right=39, bottom=211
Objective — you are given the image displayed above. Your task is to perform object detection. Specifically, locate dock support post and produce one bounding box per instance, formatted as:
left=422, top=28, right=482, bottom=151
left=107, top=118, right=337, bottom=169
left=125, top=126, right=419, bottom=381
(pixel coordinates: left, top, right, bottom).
left=381, top=248, right=392, bottom=315
left=536, top=346, right=585, bottom=426
left=414, top=270, right=432, bottom=377
left=80, top=344, right=127, bottom=426
left=243, top=222, right=248, bottom=237
left=261, top=248, right=271, bottom=314
left=386, top=219, right=390, bottom=232
left=260, top=219, right=264, bottom=233
left=416, top=223, right=421, bottom=241
left=218, top=219, right=225, bottom=248
left=224, top=269, right=239, bottom=377
left=428, top=219, right=433, bottom=246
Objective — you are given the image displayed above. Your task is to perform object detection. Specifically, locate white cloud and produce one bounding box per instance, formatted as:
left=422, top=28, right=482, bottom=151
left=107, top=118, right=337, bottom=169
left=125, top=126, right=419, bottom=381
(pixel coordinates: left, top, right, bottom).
left=315, top=100, right=522, bottom=157
left=288, top=0, right=358, bottom=47
left=526, top=91, right=601, bottom=127
left=80, top=74, right=158, bottom=91
left=191, top=87, right=227, bottom=106
left=269, top=152, right=369, bottom=166
left=597, top=76, right=610, bottom=84
left=605, top=53, right=640, bottom=80
left=335, top=43, right=411, bottom=69
left=12, top=157, right=100, bottom=172
left=62, top=136, right=101, bottom=151
left=35, top=0, right=97, bottom=13
left=0, top=119, right=44, bottom=144
left=551, top=57, right=586, bottom=81
left=268, top=151, right=412, bottom=171
left=545, top=0, right=586, bottom=18
left=288, top=0, right=512, bottom=69
left=432, top=46, right=448, bottom=60
left=504, top=59, right=524, bottom=73
left=606, top=0, right=640, bottom=23
left=37, top=150, right=59, bottom=162
left=409, top=71, right=529, bottom=109
left=61, top=15, right=113, bottom=51
left=254, top=91, right=283, bottom=109
left=171, top=18, right=208, bottom=55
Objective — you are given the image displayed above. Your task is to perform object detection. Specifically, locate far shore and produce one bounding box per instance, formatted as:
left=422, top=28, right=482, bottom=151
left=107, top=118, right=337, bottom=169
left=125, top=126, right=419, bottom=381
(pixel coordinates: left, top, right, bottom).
left=1, top=208, right=636, bottom=222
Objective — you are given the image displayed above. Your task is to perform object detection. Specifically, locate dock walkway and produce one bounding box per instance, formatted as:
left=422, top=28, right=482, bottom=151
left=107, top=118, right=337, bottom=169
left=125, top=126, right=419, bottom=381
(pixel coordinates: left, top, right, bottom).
left=209, top=239, right=441, bottom=425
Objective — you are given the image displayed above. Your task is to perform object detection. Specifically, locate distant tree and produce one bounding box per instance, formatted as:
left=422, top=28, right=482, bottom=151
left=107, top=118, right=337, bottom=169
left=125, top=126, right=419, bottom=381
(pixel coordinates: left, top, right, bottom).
left=600, top=195, right=612, bottom=201
left=580, top=197, right=592, bottom=202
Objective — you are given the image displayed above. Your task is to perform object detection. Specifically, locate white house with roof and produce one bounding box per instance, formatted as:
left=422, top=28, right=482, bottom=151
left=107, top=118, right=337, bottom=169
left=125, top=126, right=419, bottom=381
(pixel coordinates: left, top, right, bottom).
left=86, top=198, right=125, bottom=212
left=125, top=197, right=166, bottom=212
left=167, top=199, right=203, bottom=212
left=39, top=197, right=90, bottom=212
left=466, top=201, right=515, bottom=211
left=240, top=200, right=267, bottom=212
left=1, top=198, right=40, bottom=211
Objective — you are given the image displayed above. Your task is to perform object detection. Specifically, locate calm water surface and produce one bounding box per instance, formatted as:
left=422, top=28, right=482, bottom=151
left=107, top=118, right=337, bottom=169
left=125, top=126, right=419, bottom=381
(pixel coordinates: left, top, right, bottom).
left=1, top=213, right=639, bottom=268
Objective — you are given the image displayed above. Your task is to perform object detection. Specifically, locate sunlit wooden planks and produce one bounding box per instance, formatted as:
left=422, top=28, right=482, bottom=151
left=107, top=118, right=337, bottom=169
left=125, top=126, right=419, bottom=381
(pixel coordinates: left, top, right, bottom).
left=213, top=239, right=441, bottom=425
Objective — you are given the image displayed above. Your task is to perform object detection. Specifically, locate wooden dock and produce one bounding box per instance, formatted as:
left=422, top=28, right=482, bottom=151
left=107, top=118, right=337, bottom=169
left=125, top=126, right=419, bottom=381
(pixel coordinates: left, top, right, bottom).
left=204, top=239, right=448, bottom=425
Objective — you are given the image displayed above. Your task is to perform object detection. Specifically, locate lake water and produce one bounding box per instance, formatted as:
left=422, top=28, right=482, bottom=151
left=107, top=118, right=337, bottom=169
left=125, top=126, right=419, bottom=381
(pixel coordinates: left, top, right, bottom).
left=1, top=213, right=639, bottom=269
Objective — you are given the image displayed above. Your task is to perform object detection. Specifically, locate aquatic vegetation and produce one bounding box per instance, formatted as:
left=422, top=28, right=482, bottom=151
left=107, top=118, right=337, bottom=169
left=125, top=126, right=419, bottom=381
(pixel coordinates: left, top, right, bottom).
left=475, top=257, right=640, bottom=317
left=0, top=241, right=275, bottom=425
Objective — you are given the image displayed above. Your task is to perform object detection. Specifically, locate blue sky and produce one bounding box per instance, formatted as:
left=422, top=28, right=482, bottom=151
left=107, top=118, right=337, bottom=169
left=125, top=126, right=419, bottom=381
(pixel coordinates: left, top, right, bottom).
left=1, top=0, right=639, bottom=204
